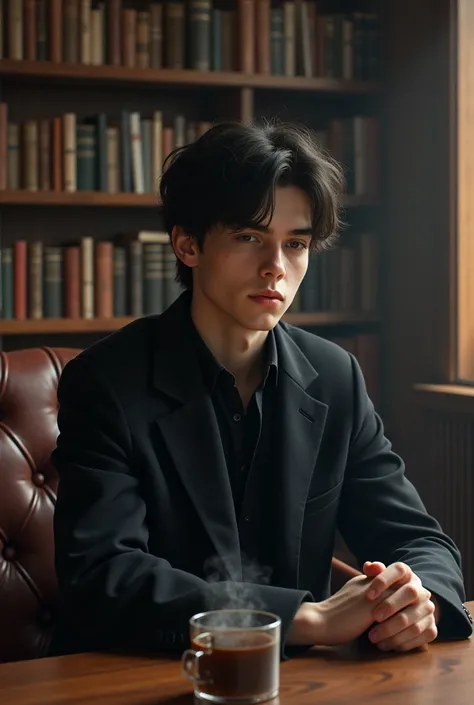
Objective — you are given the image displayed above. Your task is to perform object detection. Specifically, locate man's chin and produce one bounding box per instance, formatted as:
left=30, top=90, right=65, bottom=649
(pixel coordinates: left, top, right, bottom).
left=241, top=311, right=282, bottom=332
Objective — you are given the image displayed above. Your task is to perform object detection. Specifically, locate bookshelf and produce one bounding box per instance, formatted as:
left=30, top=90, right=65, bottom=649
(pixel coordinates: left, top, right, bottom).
left=0, top=310, right=380, bottom=336
left=0, top=57, right=381, bottom=93
left=0, top=0, right=382, bottom=406
left=0, top=191, right=378, bottom=208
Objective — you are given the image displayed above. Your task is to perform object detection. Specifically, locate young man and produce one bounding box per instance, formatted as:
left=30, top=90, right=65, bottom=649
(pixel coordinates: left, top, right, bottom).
left=50, top=121, right=472, bottom=659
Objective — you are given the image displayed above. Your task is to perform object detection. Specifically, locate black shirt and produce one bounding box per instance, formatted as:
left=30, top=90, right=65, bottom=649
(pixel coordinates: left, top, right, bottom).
left=189, top=317, right=278, bottom=517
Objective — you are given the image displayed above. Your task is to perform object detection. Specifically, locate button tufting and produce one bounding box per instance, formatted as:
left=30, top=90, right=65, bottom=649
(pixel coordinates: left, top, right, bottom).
left=3, top=546, right=16, bottom=561
left=32, top=472, right=45, bottom=487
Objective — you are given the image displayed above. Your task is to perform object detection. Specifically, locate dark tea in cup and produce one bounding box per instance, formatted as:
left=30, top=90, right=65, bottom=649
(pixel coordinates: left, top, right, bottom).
left=182, top=610, right=281, bottom=703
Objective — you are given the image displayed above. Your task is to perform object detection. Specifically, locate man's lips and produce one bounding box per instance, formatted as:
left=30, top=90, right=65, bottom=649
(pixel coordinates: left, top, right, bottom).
left=250, top=291, right=284, bottom=301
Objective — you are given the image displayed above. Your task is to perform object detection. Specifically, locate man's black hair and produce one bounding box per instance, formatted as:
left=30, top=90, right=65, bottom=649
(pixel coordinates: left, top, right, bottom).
left=158, top=120, right=345, bottom=290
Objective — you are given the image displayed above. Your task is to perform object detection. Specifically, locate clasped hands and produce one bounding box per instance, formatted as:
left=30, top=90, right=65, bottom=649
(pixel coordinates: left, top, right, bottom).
left=362, top=560, right=438, bottom=653
left=289, top=560, right=439, bottom=653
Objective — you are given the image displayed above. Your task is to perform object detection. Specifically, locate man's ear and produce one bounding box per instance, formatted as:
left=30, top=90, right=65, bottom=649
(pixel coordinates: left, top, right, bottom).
left=172, top=226, right=199, bottom=269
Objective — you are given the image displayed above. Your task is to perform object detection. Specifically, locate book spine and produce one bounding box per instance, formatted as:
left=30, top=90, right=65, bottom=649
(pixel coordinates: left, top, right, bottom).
left=108, top=0, right=121, bottom=65
left=44, top=246, right=63, bottom=318
left=91, top=5, right=104, bottom=65
left=49, top=0, right=63, bottom=62
left=63, top=112, right=77, bottom=192
left=130, top=112, right=144, bottom=194
left=39, top=119, right=51, bottom=191
left=36, top=0, right=47, bottom=59
left=255, top=0, right=270, bottom=74
left=24, top=120, right=39, bottom=192
left=150, top=2, right=163, bottom=68
left=25, top=0, right=37, bottom=60
left=52, top=116, right=62, bottom=192
left=29, top=240, right=43, bottom=319
left=152, top=110, right=163, bottom=190
left=238, top=0, right=254, bottom=73
left=0, top=103, right=7, bottom=190
left=220, top=10, right=235, bottom=71
left=63, top=0, right=79, bottom=63
left=143, top=243, right=164, bottom=315
left=122, top=8, right=136, bottom=67
left=7, top=123, right=20, bottom=190
left=80, top=236, right=94, bottom=318
left=136, top=10, right=150, bottom=68
left=9, top=0, right=23, bottom=60
left=64, top=245, right=81, bottom=318
left=211, top=9, right=221, bottom=71
left=94, top=241, right=113, bottom=317
left=96, top=113, right=108, bottom=192
left=270, top=9, right=284, bottom=75
left=129, top=240, right=143, bottom=316
left=13, top=240, right=27, bottom=320
left=165, top=1, right=185, bottom=69
left=80, top=0, right=91, bottom=64
left=113, top=246, right=126, bottom=316
left=76, top=123, right=96, bottom=190
left=106, top=126, right=119, bottom=193
left=1, top=247, right=13, bottom=319
left=120, top=110, right=132, bottom=192
left=189, top=0, right=211, bottom=71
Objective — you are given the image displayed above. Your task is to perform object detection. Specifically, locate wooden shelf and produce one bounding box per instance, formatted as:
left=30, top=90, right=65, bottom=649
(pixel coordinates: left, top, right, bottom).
left=0, top=311, right=379, bottom=336
left=0, top=191, right=160, bottom=207
left=0, top=190, right=378, bottom=208
left=0, top=59, right=381, bottom=94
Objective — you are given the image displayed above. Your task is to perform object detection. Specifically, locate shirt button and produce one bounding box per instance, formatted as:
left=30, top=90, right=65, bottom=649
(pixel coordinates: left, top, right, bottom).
left=233, top=413, right=241, bottom=422
left=240, top=465, right=246, bottom=473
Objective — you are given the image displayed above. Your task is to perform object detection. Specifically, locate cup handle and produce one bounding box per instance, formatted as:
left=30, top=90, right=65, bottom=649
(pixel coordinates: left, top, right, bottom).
left=182, top=649, right=207, bottom=684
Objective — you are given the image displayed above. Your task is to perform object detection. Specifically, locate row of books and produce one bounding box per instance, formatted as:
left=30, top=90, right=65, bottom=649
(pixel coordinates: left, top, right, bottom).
left=290, top=231, right=378, bottom=314
left=0, top=229, right=378, bottom=321
left=1, top=1, right=379, bottom=80
left=0, top=105, right=379, bottom=197
left=0, top=104, right=211, bottom=193
left=0, top=231, right=182, bottom=320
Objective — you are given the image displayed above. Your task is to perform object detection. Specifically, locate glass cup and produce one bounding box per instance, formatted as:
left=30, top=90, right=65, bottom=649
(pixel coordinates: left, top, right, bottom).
left=182, top=609, right=281, bottom=703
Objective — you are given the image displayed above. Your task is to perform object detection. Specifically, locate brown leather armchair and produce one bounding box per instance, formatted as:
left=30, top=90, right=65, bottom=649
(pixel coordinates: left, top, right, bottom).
left=0, top=346, right=360, bottom=664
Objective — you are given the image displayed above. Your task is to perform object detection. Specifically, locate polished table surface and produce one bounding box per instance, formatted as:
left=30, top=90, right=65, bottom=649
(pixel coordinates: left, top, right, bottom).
left=1, top=602, right=473, bottom=705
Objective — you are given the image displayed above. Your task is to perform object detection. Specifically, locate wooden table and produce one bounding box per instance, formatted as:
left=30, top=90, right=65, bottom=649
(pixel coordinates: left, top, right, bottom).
left=1, top=604, right=473, bottom=705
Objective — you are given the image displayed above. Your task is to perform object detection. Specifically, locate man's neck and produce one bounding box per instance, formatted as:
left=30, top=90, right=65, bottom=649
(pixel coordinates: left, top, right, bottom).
left=190, top=289, right=268, bottom=391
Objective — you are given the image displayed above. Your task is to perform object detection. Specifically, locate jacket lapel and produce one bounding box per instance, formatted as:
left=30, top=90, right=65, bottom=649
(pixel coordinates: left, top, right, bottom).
left=152, top=294, right=242, bottom=581
left=265, top=325, right=328, bottom=588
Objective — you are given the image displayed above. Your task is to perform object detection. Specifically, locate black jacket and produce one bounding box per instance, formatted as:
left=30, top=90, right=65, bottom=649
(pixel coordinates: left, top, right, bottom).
left=50, top=293, right=473, bottom=657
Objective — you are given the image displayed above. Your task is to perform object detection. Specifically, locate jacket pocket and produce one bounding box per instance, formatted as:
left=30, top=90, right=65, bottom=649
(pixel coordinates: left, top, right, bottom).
left=304, top=480, right=343, bottom=516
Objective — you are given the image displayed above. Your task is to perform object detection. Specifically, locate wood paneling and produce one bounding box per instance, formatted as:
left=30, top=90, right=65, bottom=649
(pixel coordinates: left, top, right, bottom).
left=455, top=0, right=474, bottom=381
left=383, top=0, right=454, bottom=471
left=421, top=410, right=474, bottom=599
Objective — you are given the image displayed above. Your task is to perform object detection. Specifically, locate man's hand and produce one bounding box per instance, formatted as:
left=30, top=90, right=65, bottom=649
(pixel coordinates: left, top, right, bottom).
left=363, top=561, right=438, bottom=652
left=287, top=569, right=394, bottom=647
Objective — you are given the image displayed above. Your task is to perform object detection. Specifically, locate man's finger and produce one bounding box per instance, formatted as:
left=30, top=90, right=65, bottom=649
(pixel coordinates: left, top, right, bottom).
left=376, top=615, right=438, bottom=652
left=366, top=562, right=412, bottom=600
left=372, top=583, right=429, bottom=623
left=369, top=599, right=435, bottom=643
left=363, top=561, right=386, bottom=576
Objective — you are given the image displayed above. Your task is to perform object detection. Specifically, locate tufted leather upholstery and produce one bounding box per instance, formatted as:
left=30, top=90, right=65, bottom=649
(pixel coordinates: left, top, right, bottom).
left=0, top=347, right=80, bottom=663
left=0, top=345, right=359, bottom=664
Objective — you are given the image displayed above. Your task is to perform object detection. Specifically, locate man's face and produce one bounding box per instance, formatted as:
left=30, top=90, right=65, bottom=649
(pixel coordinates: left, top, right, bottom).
left=188, top=186, right=312, bottom=332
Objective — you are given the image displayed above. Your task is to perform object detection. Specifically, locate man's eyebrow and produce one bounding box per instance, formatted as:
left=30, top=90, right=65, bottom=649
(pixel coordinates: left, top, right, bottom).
left=229, top=223, right=313, bottom=236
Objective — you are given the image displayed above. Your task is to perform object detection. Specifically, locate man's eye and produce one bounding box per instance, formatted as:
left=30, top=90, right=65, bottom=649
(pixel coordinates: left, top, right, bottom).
left=238, top=234, right=257, bottom=242
left=287, top=241, right=308, bottom=250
